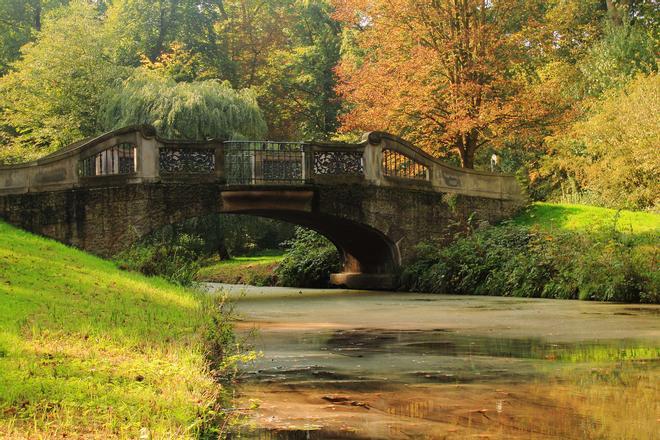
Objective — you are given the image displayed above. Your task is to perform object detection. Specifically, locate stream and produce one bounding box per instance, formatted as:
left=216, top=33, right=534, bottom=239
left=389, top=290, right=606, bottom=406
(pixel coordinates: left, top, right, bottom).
left=207, top=284, right=660, bottom=439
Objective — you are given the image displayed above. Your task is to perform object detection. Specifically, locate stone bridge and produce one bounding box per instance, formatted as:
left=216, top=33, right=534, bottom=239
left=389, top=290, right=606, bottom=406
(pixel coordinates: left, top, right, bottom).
left=0, top=126, right=524, bottom=289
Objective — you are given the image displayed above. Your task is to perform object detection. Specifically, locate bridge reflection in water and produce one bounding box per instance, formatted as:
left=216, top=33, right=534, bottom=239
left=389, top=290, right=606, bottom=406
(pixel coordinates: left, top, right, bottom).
left=0, top=125, right=524, bottom=289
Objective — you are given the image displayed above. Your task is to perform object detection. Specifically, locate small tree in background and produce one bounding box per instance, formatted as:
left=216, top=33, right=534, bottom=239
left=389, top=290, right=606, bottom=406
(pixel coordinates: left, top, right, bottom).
left=275, top=228, right=341, bottom=288
left=576, top=21, right=657, bottom=98
left=543, top=74, right=659, bottom=210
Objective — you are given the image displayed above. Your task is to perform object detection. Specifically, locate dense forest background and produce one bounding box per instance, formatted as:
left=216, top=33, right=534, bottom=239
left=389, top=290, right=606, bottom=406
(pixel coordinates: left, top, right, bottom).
left=0, top=0, right=657, bottom=210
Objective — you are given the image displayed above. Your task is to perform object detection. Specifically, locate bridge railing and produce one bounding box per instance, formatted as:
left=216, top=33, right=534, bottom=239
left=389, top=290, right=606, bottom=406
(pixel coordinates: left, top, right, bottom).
left=0, top=125, right=523, bottom=201
left=157, top=141, right=224, bottom=184
left=366, top=132, right=522, bottom=200
left=306, top=143, right=366, bottom=183
left=224, top=141, right=306, bottom=185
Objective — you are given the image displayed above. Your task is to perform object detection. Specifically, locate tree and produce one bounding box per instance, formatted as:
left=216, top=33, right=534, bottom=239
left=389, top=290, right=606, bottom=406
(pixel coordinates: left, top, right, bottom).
left=105, top=0, right=223, bottom=67
left=257, top=0, right=342, bottom=139
left=543, top=73, right=659, bottom=210
left=577, top=20, right=657, bottom=98
left=216, top=0, right=292, bottom=89
left=333, top=0, right=551, bottom=168
left=605, top=0, right=660, bottom=28
left=0, top=0, right=69, bottom=75
left=0, top=1, right=128, bottom=162
left=100, top=70, right=267, bottom=140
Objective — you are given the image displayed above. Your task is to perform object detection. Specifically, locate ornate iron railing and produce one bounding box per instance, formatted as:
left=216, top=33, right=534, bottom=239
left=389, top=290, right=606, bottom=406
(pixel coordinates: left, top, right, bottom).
left=313, top=150, right=364, bottom=176
left=224, top=141, right=306, bottom=185
left=159, top=147, right=215, bottom=173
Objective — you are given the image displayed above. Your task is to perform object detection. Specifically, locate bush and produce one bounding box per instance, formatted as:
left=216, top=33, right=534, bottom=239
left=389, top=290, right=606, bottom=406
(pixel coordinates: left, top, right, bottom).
left=275, top=228, right=341, bottom=288
left=116, top=233, right=204, bottom=286
left=400, top=223, right=657, bottom=303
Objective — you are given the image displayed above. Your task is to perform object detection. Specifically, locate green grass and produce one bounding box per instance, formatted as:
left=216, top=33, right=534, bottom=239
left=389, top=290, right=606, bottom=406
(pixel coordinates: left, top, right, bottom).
left=196, top=251, right=283, bottom=285
left=514, top=202, right=659, bottom=237
left=0, top=222, right=221, bottom=438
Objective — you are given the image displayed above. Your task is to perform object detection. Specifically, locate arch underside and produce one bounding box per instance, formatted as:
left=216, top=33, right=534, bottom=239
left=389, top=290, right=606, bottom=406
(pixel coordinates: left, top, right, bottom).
left=227, top=209, right=400, bottom=276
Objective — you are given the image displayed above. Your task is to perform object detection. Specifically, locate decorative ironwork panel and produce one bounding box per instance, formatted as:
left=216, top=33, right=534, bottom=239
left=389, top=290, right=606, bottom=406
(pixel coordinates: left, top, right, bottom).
left=382, top=149, right=429, bottom=180
left=79, top=143, right=136, bottom=177
left=313, top=151, right=364, bottom=176
left=224, top=141, right=305, bottom=185
left=263, top=159, right=302, bottom=181
left=159, top=148, right=215, bottom=173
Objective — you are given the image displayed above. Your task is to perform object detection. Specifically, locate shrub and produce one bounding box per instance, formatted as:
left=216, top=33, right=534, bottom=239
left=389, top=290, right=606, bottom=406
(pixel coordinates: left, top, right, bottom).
left=275, top=228, right=341, bottom=288
left=400, top=223, right=657, bottom=304
left=116, top=233, right=204, bottom=286
left=543, top=73, right=660, bottom=210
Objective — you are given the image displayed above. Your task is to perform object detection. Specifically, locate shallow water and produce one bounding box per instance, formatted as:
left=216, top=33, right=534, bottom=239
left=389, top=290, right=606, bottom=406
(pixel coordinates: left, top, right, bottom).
left=208, top=284, right=660, bottom=439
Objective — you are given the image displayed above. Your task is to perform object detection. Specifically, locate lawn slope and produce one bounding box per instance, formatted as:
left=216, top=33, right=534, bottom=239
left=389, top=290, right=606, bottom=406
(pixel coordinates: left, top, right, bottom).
left=514, top=202, right=659, bottom=237
left=0, top=222, right=220, bottom=438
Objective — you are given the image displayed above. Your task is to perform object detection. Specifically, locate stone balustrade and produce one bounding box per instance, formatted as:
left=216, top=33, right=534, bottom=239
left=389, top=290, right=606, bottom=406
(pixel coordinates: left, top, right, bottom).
left=0, top=125, right=523, bottom=202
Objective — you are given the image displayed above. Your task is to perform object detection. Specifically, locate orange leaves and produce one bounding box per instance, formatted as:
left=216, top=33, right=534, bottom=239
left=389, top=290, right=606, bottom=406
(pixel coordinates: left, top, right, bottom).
left=332, top=0, right=544, bottom=167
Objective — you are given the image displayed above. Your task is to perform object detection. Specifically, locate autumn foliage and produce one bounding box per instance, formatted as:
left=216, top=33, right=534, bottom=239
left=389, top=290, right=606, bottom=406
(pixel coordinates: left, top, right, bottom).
left=333, top=0, right=550, bottom=168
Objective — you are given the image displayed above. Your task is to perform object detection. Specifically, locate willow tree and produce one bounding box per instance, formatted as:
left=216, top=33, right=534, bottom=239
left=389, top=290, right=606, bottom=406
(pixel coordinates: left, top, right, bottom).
left=100, top=71, right=267, bottom=140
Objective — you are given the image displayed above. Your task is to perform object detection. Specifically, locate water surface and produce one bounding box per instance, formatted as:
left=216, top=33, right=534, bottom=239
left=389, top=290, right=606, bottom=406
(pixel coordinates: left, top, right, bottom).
left=209, top=285, right=660, bottom=439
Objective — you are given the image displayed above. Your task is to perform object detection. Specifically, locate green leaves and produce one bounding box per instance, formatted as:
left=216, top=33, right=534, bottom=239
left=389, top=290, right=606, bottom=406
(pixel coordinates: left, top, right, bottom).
left=400, top=220, right=657, bottom=303
left=100, top=71, right=267, bottom=140
left=577, top=21, right=657, bottom=98
left=544, top=73, right=659, bottom=210
left=275, top=228, right=341, bottom=288
left=0, top=1, right=129, bottom=162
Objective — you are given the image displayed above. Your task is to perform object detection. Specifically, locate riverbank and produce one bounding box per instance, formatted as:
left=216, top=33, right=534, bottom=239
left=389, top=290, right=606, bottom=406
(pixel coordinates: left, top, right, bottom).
left=196, top=203, right=659, bottom=303
left=196, top=251, right=283, bottom=285
left=0, top=222, right=229, bottom=438
left=401, top=203, right=659, bottom=303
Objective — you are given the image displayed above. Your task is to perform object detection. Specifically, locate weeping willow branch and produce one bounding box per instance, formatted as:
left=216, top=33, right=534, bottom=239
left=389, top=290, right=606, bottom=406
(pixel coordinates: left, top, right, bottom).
left=100, top=71, right=268, bottom=140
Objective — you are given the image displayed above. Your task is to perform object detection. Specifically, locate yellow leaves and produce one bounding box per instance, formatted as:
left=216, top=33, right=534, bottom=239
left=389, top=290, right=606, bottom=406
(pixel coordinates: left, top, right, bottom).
left=545, top=73, right=659, bottom=209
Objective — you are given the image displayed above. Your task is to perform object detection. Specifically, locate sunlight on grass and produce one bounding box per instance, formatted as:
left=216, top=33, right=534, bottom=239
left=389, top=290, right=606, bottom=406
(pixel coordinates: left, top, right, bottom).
left=514, top=202, right=660, bottom=236
left=0, top=222, right=219, bottom=438
left=196, top=251, right=283, bottom=285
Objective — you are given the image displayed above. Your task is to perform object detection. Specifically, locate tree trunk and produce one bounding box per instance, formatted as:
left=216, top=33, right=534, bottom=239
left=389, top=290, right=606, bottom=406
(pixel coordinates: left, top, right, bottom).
left=606, top=0, right=625, bottom=26
left=459, top=148, right=475, bottom=169
left=213, top=215, right=231, bottom=260
left=152, top=0, right=166, bottom=60
left=217, top=241, right=231, bottom=260
left=457, top=131, right=479, bottom=169
left=34, top=0, right=41, bottom=31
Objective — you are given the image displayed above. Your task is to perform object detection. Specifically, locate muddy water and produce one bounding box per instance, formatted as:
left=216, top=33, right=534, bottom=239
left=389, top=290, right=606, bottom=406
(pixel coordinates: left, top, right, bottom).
left=208, top=284, right=660, bottom=439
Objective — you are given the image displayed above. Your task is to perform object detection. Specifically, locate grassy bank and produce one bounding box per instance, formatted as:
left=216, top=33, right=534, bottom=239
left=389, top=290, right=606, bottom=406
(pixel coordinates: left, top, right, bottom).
left=196, top=251, right=283, bottom=285
left=0, top=222, right=228, bottom=438
left=400, top=203, right=659, bottom=303
left=513, top=202, right=659, bottom=237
